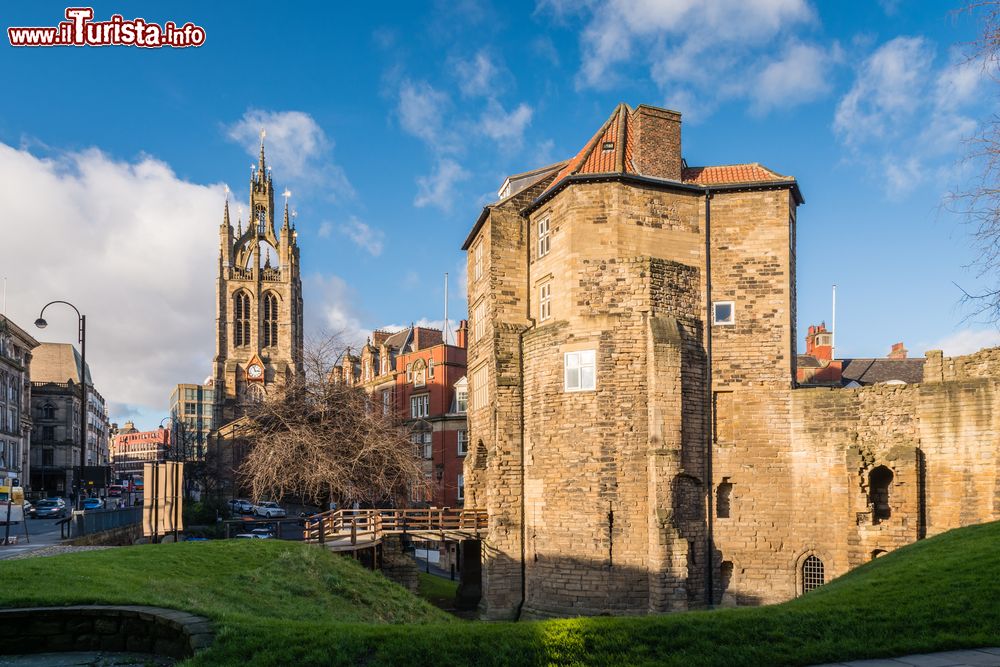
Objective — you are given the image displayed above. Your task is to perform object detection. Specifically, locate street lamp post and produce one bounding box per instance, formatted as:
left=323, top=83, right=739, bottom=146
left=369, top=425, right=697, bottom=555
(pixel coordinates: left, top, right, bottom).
left=35, top=301, right=87, bottom=512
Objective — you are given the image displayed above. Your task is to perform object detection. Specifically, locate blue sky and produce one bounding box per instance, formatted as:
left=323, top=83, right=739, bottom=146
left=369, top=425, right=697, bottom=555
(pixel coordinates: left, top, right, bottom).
left=0, top=1, right=996, bottom=429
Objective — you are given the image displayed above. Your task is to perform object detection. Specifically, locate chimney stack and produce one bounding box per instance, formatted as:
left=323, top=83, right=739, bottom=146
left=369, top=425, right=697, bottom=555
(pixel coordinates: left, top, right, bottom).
left=456, top=320, right=468, bottom=349
left=805, top=322, right=833, bottom=362
left=888, top=342, right=907, bottom=359
left=631, top=104, right=682, bottom=181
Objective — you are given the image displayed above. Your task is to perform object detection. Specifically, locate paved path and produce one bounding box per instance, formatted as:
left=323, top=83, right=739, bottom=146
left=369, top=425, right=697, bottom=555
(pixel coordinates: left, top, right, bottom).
left=815, top=647, right=1000, bottom=666
left=0, top=652, right=173, bottom=666
left=0, top=518, right=67, bottom=560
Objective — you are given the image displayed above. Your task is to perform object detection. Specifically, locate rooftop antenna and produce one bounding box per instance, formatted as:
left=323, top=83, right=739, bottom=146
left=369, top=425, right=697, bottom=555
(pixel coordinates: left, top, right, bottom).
left=444, top=272, right=450, bottom=345
left=832, top=284, right=837, bottom=361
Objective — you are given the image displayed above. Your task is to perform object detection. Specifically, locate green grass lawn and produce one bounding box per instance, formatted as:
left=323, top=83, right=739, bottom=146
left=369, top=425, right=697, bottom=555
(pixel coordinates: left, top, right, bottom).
left=1, top=522, right=999, bottom=666
left=417, top=572, right=459, bottom=609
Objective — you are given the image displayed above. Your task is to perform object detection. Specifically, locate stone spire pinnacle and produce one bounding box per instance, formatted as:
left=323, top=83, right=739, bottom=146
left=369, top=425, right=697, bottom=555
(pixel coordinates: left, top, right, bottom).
left=282, top=189, right=291, bottom=229
left=258, top=128, right=266, bottom=175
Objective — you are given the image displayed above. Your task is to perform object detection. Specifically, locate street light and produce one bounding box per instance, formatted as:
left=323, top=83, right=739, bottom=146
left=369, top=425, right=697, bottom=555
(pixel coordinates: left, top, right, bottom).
left=35, top=300, right=87, bottom=512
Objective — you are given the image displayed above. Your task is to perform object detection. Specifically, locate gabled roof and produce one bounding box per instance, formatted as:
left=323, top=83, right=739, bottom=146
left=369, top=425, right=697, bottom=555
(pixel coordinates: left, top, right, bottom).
left=840, top=358, right=925, bottom=386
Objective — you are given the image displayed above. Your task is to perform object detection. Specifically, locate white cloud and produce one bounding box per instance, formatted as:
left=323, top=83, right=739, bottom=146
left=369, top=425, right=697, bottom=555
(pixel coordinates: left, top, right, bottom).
left=304, top=273, right=367, bottom=348
left=0, top=142, right=220, bottom=423
left=834, top=38, right=986, bottom=196
left=479, top=100, right=534, bottom=149
left=414, top=159, right=470, bottom=211
left=751, top=42, right=839, bottom=115
left=397, top=80, right=454, bottom=151
left=455, top=51, right=502, bottom=97
left=834, top=37, right=934, bottom=147
left=317, top=221, right=333, bottom=239
left=926, top=329, right=1000, bottom=356
left=226, top=109, right=352, bottom=198
left=337, top=217, right=385, bottom=256
left=564, top=0, right=816, bottom=116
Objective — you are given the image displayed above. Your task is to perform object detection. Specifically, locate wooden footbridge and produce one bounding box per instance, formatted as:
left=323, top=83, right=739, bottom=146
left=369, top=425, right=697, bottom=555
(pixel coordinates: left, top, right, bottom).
left=303, top=508, right=487, bottom=552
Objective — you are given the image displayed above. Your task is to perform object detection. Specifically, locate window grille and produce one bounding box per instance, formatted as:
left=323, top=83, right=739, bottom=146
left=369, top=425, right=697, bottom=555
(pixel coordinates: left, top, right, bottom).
left=802, top=555, right=824, bottom=593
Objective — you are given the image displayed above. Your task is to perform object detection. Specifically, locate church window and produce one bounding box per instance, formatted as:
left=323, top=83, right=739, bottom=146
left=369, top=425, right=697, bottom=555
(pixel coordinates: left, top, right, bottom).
left=802, top=555, right=824, bottom=593
left=263, top=292, right=279, bottom=348
left=869, top=466, right=893, bottom=524
left=234, top=292, right=251, bottom=347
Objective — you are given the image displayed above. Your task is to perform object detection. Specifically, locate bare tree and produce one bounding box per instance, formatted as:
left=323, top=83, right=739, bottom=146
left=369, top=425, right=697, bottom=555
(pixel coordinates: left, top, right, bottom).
left=951, top=3, right=1000, bottom=319
left=236, top=334, right=424, bottom=507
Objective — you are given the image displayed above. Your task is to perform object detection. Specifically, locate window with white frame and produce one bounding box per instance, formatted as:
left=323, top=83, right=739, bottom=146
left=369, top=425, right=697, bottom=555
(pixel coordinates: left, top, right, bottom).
left=472, top=365, right=488, bottom=410
left=457, top=473, right=465, bottom=501
left=428, top=359, right=435, bottom=379
left=537, top=218, right=550, bottom=258
left=713, top=301, right=735, bottom=325
left=539, top=281, right=552, bottom=321
left=382, top=391, right=391, bottom=415
left=406, top=362, right=413, bottom=382
left=474, top=242, right=483, bottom=281
left=410, top=394, right=429, bottom=419
left=457, top=430, right=468, bottom=456
left=474, top=301, right=486, bottom=340
left=564, top=350, right=597, bottom=392
left=456, top=388, right=468, bottom=414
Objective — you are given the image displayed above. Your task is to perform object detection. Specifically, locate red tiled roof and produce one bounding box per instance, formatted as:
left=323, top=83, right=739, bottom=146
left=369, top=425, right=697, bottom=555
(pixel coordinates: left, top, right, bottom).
left=533, top=103, right=797, bottom=206
left=682, top=163, right=790, bottom=185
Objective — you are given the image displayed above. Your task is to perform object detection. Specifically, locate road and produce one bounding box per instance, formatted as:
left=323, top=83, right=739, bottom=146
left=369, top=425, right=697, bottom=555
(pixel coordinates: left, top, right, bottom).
left=0, top=517, right=68, bottom=560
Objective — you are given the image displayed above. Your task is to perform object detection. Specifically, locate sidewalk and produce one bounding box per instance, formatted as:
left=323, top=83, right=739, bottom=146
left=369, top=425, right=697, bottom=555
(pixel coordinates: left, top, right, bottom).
left=814, top=647, right=1000, bottom=666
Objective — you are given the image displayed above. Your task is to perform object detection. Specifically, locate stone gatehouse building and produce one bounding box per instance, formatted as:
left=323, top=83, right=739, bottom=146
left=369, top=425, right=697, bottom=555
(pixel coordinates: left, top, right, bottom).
left=461, top=102, right=1000, bottom=619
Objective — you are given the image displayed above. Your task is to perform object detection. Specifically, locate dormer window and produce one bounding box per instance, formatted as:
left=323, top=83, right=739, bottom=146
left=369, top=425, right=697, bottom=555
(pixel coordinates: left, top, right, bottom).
left=602, top=141, right=614, bottom=151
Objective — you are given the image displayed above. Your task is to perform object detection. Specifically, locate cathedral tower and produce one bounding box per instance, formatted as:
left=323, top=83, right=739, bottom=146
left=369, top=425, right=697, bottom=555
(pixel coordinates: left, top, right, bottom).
left=213, top=132, right=304, bottom=425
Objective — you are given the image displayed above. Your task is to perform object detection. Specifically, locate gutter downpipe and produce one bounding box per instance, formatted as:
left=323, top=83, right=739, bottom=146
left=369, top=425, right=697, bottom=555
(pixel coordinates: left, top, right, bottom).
left=516, top=213, right=534, bottom=621
left=704, top=188, right=715, bottom=609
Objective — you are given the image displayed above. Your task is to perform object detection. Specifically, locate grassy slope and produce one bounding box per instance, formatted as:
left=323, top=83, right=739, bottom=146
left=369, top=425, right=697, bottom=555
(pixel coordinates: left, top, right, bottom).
left=2, top=522, right=1000, bottom=666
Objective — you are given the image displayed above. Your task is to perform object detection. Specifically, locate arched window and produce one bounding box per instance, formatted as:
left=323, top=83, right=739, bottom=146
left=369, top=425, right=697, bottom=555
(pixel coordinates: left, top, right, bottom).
left=802, top=555, right=824, bottom=593
left=233, top=292, right=251, bottom=347
left=42, top=404, right=55, bottom=420
left=244, top=384, right=265, bottom=405
left=869, top=466, right=893, bottom=524
left=262, top=293, right=278, bottom=348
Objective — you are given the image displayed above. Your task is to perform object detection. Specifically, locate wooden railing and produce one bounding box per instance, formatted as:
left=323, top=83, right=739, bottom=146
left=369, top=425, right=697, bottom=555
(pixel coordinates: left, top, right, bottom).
left=303, top=508, right=487, bottom=549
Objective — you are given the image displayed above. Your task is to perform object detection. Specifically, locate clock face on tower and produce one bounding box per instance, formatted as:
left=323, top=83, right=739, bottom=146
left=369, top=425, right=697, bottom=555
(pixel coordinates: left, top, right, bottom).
left=247, top=364, right=263, bottom=380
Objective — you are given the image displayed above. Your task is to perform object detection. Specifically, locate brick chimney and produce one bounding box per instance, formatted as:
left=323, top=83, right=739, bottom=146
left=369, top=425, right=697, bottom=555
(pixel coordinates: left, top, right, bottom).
left=412, top=327, right=443, bottom=351
left=372, top=330, right=391, bottom=347
left=805, top=322, right=833, bottom=362
left=456, top=319, right=468, bottom=349
left=631, top=104, right=682, bottom=181
left=888, top=342, right=907, bottom=359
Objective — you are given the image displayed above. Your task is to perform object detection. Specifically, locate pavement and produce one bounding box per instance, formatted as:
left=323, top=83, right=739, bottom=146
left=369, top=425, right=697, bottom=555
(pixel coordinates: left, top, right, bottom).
left=0, top=518, right=68, bottom=561
left=0, top=652, right=173, bottom=666
left=813, top=647, right=1000, bottom=666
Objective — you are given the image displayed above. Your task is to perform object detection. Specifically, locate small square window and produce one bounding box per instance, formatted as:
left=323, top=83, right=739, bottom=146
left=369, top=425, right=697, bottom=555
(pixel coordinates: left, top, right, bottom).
left=564, top=349, right=596, bottom=392
left=713, top=301, right=735, bottom=326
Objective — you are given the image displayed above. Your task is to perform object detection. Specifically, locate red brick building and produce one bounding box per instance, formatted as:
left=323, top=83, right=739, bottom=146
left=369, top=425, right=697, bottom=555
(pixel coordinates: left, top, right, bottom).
left=110, top=421, right=171, bottom=483
left=337, top=322, right=469, bottom=507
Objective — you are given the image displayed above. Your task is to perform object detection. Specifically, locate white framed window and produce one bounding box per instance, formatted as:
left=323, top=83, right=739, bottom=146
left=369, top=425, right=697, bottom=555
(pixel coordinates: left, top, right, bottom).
left=457, top=473, right=465, bottom=501
left=410, top=394, right=429, bottom=419
left=456, top=388, right=468, bottom=414
left=474, top=242, right=483, bottom=281
left=539, top=281, right=552, bottom=321
left=428, top=359, right=435, bottom=379
left=537, top=218, right=550, bottom=258
left=457, top=430, right=468, bottom=456
left=564, top=350, right=596, bottom=392
left=420, top=431, right=433, bottom=459
left=406, top=363, right=413, bottom=382
left=474, top=301, right=486, bottom=340
left=382, top=391, right=391, bottom=415
left=472, top=364, right=488, bottom=410
left=713, top=301, right=735, bottom=326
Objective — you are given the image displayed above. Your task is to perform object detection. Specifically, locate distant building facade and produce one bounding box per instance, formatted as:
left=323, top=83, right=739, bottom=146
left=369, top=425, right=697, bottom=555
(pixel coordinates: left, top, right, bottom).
left=29, top=343, right=110, bottom=498
left=0, top=316, right=39, bottom=487
left=110, top=421, right=170, bottom=481
left=797, top=322, right=924, bottom=387
left=169, top=382, right=215, bottom=460
left=337, top=323, right=470, bottom=507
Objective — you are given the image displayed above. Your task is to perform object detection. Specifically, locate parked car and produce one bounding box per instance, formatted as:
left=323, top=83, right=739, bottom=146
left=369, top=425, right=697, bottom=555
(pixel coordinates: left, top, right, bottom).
left=34, top=499, right=67, bottom=519
left=82, top=498, right=103, bottom=511
left=234, top=531, right=271, bottom=539
left=228, top=499, right=253, bottom=514
left=253, top=501, right=286, bottom=519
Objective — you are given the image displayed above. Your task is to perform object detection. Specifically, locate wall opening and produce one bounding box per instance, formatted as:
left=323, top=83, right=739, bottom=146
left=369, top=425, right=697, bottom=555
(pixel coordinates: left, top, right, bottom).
left=801, top=555, right=824, bottom=594
left=716, top=478, right=732, bottom=519
left=714, top=560, right=734, bottom=605
left=869, top=466, right=893, bottom=524
left=871, top=549, right=887, bottom=560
